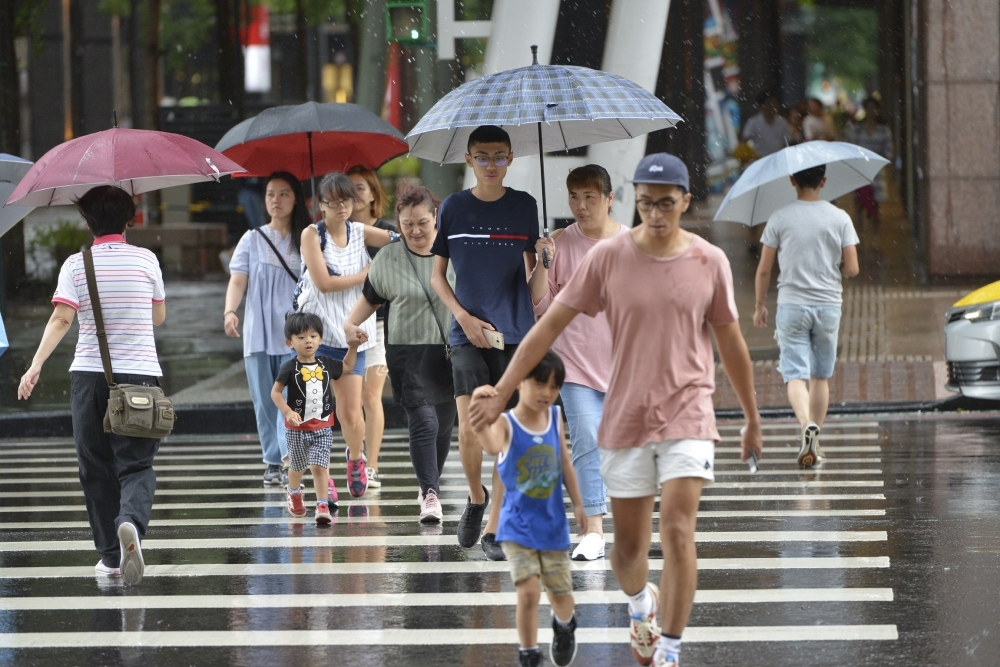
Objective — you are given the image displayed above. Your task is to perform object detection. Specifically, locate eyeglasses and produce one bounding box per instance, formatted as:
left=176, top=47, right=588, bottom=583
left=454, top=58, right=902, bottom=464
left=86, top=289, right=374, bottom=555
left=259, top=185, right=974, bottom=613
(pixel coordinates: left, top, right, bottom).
left=636, top=196, right=681, bottom=213
left=470, top=155, right=510, bottom=168
left=321, top=198, right=354, bottom=209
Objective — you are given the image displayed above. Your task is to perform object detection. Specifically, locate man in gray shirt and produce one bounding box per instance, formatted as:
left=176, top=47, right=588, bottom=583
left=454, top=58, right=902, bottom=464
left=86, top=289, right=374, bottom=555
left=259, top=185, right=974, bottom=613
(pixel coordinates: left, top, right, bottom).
left=753, top=165, right=860, bottom=466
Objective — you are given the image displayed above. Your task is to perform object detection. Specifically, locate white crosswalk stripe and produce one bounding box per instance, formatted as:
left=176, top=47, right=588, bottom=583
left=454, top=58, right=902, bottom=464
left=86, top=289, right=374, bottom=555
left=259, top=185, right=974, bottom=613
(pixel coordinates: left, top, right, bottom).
left=0, top=419, right=897, bottom=656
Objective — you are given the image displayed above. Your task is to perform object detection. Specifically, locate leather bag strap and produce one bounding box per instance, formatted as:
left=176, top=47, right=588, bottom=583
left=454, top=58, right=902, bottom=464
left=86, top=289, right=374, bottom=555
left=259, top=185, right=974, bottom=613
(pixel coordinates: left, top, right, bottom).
left=82, top=247, right=116, bottom=387
left=254, top=227, right=298, bottom=282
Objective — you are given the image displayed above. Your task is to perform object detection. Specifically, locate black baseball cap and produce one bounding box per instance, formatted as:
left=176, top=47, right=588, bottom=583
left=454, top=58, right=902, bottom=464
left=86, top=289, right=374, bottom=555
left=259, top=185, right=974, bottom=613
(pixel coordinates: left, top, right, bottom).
left=631, top=153, right=690, bottom=192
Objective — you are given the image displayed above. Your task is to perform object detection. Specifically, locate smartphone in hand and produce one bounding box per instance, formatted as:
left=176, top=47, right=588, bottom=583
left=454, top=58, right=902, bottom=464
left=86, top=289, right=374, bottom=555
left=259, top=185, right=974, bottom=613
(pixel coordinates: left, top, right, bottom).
left=482, top=329, right=505, bottom=350
left=747, top=451, right=758, bottom=474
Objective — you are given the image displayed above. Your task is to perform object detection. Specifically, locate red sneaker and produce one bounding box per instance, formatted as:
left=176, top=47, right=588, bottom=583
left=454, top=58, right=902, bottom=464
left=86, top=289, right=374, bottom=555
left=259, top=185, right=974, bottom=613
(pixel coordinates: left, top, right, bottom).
left=345, top=448, right=368, bottom=498
left=327, top=478, right=340, bottom=509
left=315, top=501, right=332, bottom=525
left=286, top=487, right=306, bottom=517
left=629, top=582, right=660, bottom=665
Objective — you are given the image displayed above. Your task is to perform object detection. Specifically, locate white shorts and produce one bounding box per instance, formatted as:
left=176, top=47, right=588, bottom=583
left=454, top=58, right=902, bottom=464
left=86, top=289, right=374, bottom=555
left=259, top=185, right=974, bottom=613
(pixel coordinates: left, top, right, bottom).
left=599, top=439, right=715, bottom=498
left=365, top=320, right=387, bottom=369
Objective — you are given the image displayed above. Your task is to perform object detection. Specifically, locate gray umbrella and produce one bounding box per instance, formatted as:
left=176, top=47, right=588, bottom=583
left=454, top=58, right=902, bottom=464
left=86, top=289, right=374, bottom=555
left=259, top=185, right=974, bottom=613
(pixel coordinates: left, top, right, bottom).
left=0, top=154, right=34, bottom=238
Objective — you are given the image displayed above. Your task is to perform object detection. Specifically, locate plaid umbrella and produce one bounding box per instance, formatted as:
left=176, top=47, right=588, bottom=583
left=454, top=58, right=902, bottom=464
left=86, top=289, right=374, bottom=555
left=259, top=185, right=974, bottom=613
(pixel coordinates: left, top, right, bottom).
left=406, top=46, right=681, bottom=262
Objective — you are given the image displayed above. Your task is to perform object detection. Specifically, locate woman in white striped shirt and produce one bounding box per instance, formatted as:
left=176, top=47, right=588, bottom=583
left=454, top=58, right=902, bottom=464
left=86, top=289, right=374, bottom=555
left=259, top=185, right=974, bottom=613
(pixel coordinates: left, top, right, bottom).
left=295, top=172, right=394, bottom=498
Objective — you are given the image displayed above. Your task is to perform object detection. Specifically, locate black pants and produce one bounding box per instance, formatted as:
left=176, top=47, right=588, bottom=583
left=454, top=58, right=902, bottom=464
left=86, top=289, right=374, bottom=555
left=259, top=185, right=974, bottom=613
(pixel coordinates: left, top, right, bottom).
left=71, top=371, right=160, bottom=568
left=403, top=401, right=457, bottom=495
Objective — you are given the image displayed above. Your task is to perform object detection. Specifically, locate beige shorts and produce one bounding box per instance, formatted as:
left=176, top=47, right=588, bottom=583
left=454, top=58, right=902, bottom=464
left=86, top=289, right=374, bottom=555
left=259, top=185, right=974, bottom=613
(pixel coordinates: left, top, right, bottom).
left=501, top=541, right=573, bottom=596
left=599, top=439, right=715, bottom=498
left=365, top=320, right=387, bottom=369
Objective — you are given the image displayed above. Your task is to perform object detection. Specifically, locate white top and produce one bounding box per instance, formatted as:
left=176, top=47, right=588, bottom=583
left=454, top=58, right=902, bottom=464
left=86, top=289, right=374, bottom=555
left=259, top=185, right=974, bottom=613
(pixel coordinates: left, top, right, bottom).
left=52, top=234, right=165, bottom=376
left=296, top=221, right=375, bottom=350
left=761, top=200, right=860, bottom=306
left=742, top=112, right=790, bottom=157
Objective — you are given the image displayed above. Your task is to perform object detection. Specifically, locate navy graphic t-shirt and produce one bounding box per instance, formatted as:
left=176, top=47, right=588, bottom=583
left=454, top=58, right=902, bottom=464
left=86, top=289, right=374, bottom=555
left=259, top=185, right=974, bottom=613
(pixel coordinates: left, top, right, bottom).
left=430, top=188, right=539, bottom=346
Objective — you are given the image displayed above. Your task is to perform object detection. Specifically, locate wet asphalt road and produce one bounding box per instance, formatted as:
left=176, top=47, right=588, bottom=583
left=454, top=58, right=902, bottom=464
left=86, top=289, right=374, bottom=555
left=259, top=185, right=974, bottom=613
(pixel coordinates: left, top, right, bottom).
left=0, top=414, right=998, bottom=666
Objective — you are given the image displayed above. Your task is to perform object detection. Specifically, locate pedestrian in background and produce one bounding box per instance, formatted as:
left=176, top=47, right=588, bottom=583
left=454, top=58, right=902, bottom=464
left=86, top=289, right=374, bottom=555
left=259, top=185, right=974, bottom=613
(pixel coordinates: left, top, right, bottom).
left=473, top=351, right=585, bottom=667
left=430, top=125, right=554, bottom=561
left=295, top=172, right=394, bottom=498
left=786, top=101, right=808, bottom=145
left=346, top=165, right=396, bottom=489
left=271, top=312, right=360, bottom=524
left=18, top=185, right=168, bottom=586
left=741, top=92, right=791, bottom=158
left=753, top=164, right=860, bottom=467
left=532, top=164, right=628, bottom=561
left=345, top=186, right=456, bottom=523
left=804, top=98, right=836, bottom=141
left=845, top=97, right=893, bottom=227
left=224, top=172, right=310, bottom=486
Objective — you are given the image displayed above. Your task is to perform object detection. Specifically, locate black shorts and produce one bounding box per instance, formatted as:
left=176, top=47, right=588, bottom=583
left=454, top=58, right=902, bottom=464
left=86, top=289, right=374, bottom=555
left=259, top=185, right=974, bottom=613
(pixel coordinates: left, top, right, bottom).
left=451, top=343, right=519, bottom=398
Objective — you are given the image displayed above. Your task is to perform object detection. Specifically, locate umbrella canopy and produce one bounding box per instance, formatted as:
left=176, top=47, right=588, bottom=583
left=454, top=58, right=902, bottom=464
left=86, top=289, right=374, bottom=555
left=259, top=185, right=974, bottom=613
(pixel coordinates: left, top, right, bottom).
left=6, top=128, right=246, bottom=207
left=215, top=101, right=409, bottom=181
left=0, top=154, right=34, bottom=238
left=713, top=141, right=890, bottom=226
left=405, top=58, right=682, bottom=164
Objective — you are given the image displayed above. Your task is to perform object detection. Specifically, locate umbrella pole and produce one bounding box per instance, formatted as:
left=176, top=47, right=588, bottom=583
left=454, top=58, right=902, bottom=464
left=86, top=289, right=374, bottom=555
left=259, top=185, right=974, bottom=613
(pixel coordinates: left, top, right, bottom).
left=308, top=131, right=318, bottom=221
left=536, top=121, right=550, bottom=268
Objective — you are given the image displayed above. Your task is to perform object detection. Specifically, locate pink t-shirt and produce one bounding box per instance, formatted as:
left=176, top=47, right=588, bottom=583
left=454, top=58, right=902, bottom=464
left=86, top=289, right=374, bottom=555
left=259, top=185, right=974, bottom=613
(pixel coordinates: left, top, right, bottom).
left=534, top=222, right=629, bottom=392
left=555, top=232, right=738, bottom=449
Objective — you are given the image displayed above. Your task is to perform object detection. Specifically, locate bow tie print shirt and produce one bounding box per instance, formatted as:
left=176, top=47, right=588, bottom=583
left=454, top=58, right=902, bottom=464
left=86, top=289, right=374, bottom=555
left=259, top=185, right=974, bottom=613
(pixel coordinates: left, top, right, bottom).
left=275, top=356, right=345, bottom=430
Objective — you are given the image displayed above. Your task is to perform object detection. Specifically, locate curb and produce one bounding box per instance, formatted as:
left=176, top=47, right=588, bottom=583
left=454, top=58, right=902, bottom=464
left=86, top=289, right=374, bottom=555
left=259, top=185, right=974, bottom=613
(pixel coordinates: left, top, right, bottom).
left=2, top=396, right=997, bottom=440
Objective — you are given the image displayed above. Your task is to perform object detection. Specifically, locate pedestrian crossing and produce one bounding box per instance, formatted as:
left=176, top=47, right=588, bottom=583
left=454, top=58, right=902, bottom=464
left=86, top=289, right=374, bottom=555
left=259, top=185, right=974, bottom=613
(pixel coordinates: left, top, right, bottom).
left=0, top=419, right=898, bottom=664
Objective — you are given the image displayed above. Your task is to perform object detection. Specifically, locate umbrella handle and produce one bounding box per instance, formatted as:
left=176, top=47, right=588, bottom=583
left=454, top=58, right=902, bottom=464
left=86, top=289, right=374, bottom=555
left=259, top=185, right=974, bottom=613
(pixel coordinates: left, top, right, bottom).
left=542, top=247, right=550, bottom=269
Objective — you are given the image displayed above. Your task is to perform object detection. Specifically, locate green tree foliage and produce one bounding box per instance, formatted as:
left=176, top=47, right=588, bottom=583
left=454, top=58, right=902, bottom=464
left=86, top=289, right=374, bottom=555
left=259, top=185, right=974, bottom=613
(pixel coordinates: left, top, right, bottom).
left=265, top=0, right=347, bottom=25
left=803, top=7, right=878, bottom=97
left=160, top=0, right=215, bottom=75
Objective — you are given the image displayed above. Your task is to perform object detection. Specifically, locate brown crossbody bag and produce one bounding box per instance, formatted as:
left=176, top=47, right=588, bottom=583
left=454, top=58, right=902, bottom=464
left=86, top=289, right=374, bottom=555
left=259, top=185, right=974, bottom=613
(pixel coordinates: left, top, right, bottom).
left=83, top=247, right=176, bottom=438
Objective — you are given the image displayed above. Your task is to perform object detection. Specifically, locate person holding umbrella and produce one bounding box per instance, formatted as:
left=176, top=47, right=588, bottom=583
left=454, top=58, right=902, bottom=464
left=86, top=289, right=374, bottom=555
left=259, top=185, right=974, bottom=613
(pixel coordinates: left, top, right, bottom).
left=346, top=165, right=396, bottom=488
left=430, top=125, right=554, bottom=560
left=18, top=186, right=167, bottom=586
left=224, top=172, right=312, bottom=486
left=344, top=185, right=455, bottom=523
left=295, top=172, right=395, bottom=498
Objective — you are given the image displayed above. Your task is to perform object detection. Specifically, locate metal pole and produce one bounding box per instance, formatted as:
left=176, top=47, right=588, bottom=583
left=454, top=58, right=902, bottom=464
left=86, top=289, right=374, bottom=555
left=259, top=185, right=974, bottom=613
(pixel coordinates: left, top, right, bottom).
left=307, top=131, right=318, bottom=220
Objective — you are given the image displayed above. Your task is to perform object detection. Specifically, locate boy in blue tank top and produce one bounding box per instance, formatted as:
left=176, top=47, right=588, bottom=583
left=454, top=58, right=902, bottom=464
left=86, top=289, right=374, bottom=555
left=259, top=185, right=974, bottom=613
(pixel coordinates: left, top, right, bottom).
left=473, top=351, right=586, bottom=667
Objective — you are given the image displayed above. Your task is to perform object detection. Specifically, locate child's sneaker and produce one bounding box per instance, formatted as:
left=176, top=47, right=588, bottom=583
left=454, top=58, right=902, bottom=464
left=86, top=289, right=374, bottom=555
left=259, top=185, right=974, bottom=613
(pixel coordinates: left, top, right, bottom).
left=315, top=501, right=332, bottom=525
left=652, top=648, right=679, bottom=667
left=518, top=648, right=542, bottom=667
left=345, top=448, right=369, bottom=498
left=367, top=468, right=382, bottom=488
left=327, top=478, right=339, bottom=510
left=286, top=486, right=306, bottom=517
left=629, top=582, right=660, bottom=665
left=419, top=489, right=443, bottom=524
left=549, top=614, right=578, bottom=666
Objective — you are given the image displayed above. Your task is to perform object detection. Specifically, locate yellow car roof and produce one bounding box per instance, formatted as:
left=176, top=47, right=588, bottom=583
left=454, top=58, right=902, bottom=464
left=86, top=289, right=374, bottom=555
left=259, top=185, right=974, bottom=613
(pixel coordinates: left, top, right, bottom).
left=954, top=280, right=1000, bottom=307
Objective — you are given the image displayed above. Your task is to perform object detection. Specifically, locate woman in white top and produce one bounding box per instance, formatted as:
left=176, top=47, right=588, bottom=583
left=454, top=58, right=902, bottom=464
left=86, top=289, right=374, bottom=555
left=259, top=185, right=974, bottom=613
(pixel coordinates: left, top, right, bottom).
left=18, top=185, right=165, bottom=585
left=295, top=172, right=394, bottom=497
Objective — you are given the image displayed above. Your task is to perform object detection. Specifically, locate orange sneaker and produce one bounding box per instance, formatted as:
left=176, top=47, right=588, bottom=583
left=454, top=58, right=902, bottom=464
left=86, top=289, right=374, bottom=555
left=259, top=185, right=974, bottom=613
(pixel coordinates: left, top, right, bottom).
left=629, top=582, right=660, bottom=665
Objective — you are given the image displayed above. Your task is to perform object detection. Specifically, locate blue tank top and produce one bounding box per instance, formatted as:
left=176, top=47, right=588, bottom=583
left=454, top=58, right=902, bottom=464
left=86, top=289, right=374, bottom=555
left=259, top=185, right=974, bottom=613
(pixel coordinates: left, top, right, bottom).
left=496, top=405, right=569, bottom=551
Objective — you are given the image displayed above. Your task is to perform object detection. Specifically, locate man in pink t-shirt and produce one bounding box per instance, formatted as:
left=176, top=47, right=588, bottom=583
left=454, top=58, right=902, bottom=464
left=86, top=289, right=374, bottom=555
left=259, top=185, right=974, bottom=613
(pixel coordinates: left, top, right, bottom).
left=471, top=154, right=763, bottom=667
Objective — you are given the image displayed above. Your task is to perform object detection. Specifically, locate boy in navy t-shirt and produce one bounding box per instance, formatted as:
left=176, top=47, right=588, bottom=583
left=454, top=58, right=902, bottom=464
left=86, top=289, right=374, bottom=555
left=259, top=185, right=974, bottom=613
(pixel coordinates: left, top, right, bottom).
left=473, top=351, right=585, bottom=667
left=430, top=125, right=555, bottom=561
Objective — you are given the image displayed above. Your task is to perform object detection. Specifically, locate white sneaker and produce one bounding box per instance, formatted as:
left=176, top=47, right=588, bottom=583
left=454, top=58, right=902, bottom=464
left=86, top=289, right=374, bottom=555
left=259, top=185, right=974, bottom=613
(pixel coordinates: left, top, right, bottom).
left=117, top=522, right=144, bottom=586
left=367, top=468, right=382, bottom=489
left=419, top=489, right=443, bottom=524
left=95, top=560, right=120, bottom=576
left=652, top=648, right=680, bottom=667
left=571, top=532, right=606, bottom=561
left=798, top=421, right=820, bottom=467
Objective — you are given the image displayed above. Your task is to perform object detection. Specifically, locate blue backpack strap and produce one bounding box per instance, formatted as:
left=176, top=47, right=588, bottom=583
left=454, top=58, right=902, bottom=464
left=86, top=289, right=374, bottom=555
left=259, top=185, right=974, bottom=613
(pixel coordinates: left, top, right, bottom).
left=316, top=221, right=328, bottom=253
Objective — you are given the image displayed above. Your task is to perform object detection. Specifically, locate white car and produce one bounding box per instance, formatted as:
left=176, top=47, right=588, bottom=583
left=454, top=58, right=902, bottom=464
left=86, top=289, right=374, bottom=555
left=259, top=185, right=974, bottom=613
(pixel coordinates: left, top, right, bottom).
left=944, top=280, right=1000, bottom=399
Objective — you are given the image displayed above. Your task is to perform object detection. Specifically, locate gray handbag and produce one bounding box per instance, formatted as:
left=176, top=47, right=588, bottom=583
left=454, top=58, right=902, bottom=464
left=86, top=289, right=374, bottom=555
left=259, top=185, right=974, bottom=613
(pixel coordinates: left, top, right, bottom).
left=83, top=247, right=175, bottom=438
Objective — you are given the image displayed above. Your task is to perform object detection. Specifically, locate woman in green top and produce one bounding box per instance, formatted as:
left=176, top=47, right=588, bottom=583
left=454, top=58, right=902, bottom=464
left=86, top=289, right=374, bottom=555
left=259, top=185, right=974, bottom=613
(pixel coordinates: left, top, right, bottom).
left=345, top=186, right=454, bottom=524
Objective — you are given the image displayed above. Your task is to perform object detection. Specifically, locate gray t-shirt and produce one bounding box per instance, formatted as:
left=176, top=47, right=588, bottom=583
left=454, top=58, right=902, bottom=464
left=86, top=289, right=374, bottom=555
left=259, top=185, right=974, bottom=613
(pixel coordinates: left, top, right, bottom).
left=761, top=200, right=860, bottom=305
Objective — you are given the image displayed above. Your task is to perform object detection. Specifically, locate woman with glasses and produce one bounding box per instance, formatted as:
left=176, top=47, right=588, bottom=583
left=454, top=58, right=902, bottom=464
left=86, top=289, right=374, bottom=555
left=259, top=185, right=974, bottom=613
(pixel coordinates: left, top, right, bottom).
left=532, top=164, right=629, bottom=561
left=294, top=172, right=395, bottom=498
left=224, top=172, right=311, bottom=486
left=346, top=165, right=397, bottom=489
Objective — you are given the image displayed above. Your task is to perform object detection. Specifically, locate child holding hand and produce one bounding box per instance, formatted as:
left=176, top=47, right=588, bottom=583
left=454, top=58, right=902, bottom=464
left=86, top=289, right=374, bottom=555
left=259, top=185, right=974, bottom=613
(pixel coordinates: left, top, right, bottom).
left=272, top=312, right=363, bottom=524
left=473, top=351, right=586, bottom=667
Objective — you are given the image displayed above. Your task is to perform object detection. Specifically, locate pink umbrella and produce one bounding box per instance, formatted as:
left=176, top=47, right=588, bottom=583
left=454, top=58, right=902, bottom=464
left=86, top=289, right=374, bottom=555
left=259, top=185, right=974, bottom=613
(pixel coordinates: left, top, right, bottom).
left=5, top=127, right=247, bottom=207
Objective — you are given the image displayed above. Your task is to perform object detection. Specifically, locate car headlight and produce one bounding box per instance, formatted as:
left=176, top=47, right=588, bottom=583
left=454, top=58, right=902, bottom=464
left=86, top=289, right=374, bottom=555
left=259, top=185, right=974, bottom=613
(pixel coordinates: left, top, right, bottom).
left=961, top=301, right=1000, bottom=322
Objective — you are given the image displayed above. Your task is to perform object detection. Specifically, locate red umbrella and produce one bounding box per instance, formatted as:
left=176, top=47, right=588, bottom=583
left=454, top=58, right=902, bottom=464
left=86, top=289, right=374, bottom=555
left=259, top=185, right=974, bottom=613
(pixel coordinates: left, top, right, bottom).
left=6, top=128, right=246, bottom=207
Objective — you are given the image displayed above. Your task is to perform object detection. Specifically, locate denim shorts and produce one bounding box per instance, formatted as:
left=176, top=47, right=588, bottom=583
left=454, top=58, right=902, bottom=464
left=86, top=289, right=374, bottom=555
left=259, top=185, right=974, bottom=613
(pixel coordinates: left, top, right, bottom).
left=775, top=304, right=842, bottom=381
left=317, top=344, right=366, bottom=376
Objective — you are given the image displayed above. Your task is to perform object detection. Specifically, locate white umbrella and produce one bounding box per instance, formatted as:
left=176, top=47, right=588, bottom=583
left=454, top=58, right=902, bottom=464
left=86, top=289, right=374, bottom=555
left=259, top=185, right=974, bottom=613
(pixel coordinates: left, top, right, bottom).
left=714, top=141, right=890, bottom=226
left=0, top=153, right=35, bottom=238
